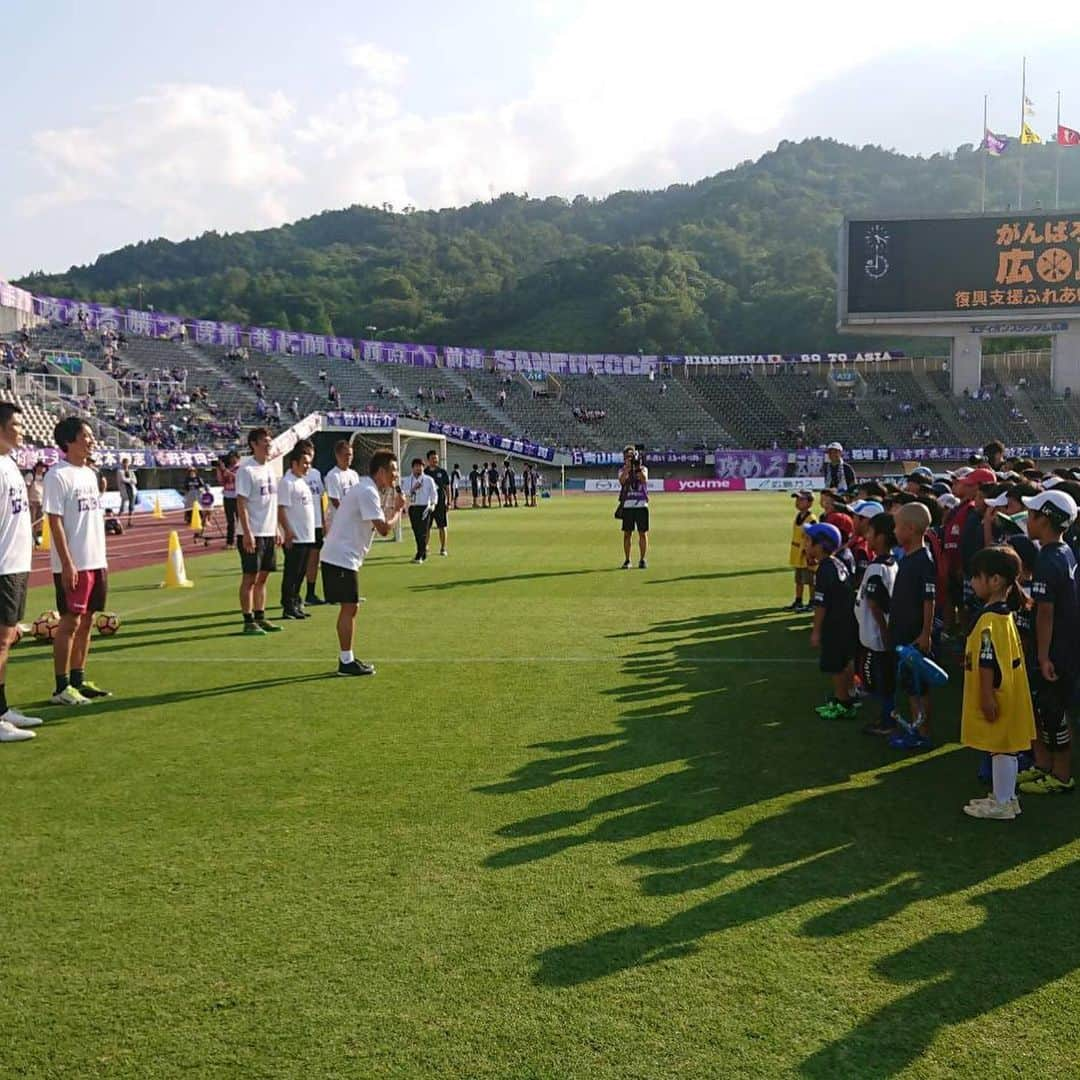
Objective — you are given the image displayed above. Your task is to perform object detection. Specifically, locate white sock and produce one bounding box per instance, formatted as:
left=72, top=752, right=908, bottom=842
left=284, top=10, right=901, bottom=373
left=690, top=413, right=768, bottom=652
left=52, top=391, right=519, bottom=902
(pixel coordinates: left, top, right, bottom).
left=340, top=650, right=354, bottom=664
left=992, top=754, right=1018, bottom=804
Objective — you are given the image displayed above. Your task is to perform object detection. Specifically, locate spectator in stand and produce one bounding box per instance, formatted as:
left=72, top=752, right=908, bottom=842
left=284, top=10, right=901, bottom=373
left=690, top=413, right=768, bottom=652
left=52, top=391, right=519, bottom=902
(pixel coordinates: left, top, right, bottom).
left=823, top=443, right=856, bottom=493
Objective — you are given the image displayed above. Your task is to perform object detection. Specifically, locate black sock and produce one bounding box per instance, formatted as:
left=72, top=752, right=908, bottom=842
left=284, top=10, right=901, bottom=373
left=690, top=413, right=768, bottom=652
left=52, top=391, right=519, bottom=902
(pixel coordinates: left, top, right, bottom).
left=254, top=610, right=265, bottom=622
left=0, top=682, right=7, bottom=714
left=55, top=673, right=69, bottom=694
left=70, top=668, right=85, bottom=688
left=305, top=585, right=317, bottom=599
left=243, top=612, right=255, bottom=624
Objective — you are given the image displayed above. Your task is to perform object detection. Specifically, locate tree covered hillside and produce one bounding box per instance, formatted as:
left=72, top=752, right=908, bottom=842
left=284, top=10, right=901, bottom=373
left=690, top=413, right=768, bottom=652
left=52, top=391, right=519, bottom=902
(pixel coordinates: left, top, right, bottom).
left=18, top=137, right=1080, bottom=353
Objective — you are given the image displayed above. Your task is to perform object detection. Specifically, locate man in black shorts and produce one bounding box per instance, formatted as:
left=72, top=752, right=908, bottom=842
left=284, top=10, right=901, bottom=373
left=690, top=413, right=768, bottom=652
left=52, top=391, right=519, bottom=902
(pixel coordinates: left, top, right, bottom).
left=425, top=449, right=451, bottom=557
left=470, top=464, right=481, bottom=508
left=319, top=450, right=406, bottom=675
left=618, top=445, right=650, bottom=569
left=487, top=462, right=501, bottom=507
left=0, top=403, right=41, bottom=739
left=235, top=426, right=282, bottom=635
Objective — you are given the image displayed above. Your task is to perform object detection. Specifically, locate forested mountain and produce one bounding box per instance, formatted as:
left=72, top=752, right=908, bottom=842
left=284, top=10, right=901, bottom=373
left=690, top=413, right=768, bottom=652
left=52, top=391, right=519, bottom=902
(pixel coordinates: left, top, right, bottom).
left=17, top=137, right=1080, bottom=353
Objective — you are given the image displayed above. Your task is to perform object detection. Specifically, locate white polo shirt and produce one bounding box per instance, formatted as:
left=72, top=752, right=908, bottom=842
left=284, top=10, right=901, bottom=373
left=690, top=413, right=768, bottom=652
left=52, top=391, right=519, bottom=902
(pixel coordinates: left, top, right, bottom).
left=0, top=452, right=32, bottom=576
left=277, top=471, right=316, bottom=545
left=42, top=459, right=107, bottom=572
left=235, top=456, right=277, bottom=537
left=320, top=477, right=384, bottom=571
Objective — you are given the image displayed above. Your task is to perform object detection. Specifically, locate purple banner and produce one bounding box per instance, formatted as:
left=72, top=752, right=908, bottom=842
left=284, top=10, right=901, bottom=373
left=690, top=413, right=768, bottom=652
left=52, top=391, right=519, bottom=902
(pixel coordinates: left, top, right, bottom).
left=427, top=419, right=556, bottom=462
left=714, top=450, right=789, bottom=479
left=13, top=447, right=215, bottom=470
left=360, top=339, right=437, bottom=367
left=324, top=411, right=399, bottom=429
left=684, top=350, right=903, bottom=366
left=0, top=280, right=33, bottom=314
left=28, top=291, right=899, bottom=377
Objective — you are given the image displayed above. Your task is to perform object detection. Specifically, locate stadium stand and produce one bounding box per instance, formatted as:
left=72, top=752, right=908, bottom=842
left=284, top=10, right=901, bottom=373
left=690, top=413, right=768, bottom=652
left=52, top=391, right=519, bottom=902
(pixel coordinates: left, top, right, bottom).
left=3, top=316, right=1074, bottom=459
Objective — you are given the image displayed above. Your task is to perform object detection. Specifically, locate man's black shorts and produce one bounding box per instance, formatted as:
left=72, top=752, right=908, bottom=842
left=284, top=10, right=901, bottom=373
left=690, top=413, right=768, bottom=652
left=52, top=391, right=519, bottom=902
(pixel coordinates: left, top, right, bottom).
left=0, top=571, right=29, bottom=626
left=621, top=506, right=650, bottom=533
left=430, top=504, right=448, bottom=529
left=237, top=535, right=277, bottom=574
left=321, top=561, right=359, bottom=605
left=312, top=527, right=324, bottom=550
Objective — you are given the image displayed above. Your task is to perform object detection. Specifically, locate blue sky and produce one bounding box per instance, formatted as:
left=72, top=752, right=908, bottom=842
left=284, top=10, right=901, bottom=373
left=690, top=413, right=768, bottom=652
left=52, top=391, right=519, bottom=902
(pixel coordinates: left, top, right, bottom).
left=5, top=0, right=1080, bottom=278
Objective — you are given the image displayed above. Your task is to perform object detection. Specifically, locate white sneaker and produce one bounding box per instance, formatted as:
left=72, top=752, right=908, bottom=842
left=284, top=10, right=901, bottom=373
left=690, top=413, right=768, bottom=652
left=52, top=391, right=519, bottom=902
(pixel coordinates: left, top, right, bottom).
left=967, top=792, right=1021, bottom=815
left=963, top=798, right=1018, bottom=820
left=50, top=686, right=90, bottom=706
left=2, top=709, right=42, bottom=728
left=0, top=719, right=34, bottom=742
left=439, top=549, right=448, bottom=557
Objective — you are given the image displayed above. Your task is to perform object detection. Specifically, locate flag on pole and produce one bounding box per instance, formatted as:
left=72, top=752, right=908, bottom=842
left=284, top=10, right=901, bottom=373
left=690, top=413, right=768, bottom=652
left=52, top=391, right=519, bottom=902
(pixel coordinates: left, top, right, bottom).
left=1024, top=95, right=1036, bottom=115
left=1021, top=122, right=1042, bottom=145
left=983, top=129, right=1008, bottom=155
left=1058, top=124, right=1080, bottom=146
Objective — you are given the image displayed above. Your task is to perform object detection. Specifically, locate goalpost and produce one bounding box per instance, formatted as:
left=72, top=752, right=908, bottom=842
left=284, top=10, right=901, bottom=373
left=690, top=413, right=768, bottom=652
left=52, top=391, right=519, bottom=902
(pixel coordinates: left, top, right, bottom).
left=344, top=423, right=447, bottom=542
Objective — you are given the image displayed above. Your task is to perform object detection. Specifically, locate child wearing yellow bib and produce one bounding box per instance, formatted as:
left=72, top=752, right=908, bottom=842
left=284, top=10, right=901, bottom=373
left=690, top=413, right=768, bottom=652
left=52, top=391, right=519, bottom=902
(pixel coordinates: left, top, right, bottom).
left=962, top=545, right=1037, bottom=820
left=787, top=489, right=817, bottom=612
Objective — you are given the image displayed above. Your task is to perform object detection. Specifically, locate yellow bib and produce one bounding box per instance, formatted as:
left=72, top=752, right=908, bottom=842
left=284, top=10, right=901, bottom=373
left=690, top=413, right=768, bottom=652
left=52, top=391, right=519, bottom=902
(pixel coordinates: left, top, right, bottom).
left=790, top=513, right=816, bottom=568
left=961, top=608, right=1036, bottom=753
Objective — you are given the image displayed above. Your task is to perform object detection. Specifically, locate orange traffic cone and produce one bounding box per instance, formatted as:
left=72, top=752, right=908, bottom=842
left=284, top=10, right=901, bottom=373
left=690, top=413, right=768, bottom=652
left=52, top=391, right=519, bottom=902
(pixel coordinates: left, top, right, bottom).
left=40, top=515, right=50, bottom=552
left=159, top=530, right=194, bottom=588
left=190, top=502, right=203, bottom=534
left=152, top=496, right=164, bottom=519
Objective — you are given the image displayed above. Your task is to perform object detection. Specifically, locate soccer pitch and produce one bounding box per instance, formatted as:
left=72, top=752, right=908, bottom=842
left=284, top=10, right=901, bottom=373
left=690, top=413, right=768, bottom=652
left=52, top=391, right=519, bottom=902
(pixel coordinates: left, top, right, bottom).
left=4, top=493, right=1080, bottom=1078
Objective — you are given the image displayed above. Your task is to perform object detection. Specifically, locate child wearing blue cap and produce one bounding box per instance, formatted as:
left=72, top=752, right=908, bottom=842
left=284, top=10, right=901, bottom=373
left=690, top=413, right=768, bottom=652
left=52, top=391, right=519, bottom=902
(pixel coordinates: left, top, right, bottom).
left=805, top=521, right=859, bottom=720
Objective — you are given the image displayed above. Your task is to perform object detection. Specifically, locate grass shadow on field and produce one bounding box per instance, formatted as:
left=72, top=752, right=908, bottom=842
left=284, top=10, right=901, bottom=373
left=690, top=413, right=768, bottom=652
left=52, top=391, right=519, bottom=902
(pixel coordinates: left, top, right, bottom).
left=410, top=568, right=622, bottom=592
left=644, top=566, right=791, bottom=585
left=482, top=606, right=1080, bottom=1073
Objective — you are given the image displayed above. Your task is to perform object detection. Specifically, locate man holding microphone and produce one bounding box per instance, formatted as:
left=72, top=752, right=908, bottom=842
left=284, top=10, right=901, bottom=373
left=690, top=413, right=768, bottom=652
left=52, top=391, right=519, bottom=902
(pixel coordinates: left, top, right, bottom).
left=319, top=450, right=406, bottom=676
left=403, top=457, right=437, bottom=564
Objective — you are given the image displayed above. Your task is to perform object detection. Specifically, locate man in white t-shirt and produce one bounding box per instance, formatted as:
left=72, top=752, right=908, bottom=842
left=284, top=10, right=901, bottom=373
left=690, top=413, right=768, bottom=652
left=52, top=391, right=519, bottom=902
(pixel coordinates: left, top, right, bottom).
left=0, top=403, right=42, bottom=739
left=277, top=439, right=317, bottom=620
left=319, top=449, right=406, bottom=676
left=324, top=439, right=360, bottom=537
left=43, top=417, right=111, bottom=705
left=303, top=459, right=326, bottom=607
left=235, top=426, right=282, bottom=635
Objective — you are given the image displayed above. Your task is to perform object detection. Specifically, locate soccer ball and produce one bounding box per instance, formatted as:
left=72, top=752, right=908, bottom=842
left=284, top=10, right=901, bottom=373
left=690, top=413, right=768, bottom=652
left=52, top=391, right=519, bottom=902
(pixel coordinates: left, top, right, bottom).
left=32, top=610, right=60, bottom=642
left=94, top=611, right=121, bottom=637
left=10, top=623, right=27, bottom=646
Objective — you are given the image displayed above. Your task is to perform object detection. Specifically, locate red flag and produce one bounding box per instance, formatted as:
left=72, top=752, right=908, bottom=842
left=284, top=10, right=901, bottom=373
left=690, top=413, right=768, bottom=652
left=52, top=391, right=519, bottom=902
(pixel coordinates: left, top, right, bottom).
left=1058, top=124, right=1080, bottom=145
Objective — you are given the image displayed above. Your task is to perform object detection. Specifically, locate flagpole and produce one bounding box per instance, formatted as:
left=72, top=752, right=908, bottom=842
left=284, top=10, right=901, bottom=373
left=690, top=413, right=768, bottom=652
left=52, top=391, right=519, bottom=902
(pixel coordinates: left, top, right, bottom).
left=1056, top=90, right=1062, bottom=210
left=981, top=94, right=988, bottom=211
left=1019, top=56, right=1026, bottom=211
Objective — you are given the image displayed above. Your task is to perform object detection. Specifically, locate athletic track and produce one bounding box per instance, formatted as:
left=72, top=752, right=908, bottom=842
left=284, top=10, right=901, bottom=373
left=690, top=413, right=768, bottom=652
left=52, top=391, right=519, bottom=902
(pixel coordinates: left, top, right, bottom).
left=29, top=511, right=228, bottom=590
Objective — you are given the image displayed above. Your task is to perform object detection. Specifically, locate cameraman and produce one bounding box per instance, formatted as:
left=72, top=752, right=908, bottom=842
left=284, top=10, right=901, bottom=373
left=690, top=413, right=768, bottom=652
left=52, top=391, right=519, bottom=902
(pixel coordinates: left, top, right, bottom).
left=618, top=445, right=650, bottom=569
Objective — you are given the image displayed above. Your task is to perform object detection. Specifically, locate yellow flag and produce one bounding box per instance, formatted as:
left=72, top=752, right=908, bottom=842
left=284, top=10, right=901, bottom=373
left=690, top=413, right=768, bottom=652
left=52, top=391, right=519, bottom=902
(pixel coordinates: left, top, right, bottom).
left=1021, top=122, right=1043, bottom=145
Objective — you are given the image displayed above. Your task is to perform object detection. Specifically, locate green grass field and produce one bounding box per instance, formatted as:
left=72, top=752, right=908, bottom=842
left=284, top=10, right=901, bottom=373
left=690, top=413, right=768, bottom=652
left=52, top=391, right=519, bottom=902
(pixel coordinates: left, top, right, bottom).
left=4, top=493, right=1080, bottom=1078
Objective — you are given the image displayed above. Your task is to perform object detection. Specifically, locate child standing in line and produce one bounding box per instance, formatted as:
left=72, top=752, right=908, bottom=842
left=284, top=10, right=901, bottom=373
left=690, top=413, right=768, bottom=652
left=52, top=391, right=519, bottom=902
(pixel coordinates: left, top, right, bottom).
left=889, top=503, right=938, bottom=751
left=805, top=522, right=859, bottom=720
left=787, top=489, right=817, bottom=612
left=962, top=546, right=1037, bottom=820
left=856, top=512, right=899, bottom=737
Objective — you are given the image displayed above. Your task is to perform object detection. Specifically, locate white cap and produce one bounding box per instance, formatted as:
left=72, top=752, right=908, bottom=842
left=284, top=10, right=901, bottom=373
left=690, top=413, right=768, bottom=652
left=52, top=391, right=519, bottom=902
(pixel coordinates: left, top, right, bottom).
left=984, top=492, right=1010, bottom=508
left=953, top=466, right=973, bottom=478
left=826, top=441, right=843, bottom=452
left=1022, top=489, right=1079, bottom=526
left=1042, top=475, right=1063, bottom=488
left=938, top=493, right=960, bottom=511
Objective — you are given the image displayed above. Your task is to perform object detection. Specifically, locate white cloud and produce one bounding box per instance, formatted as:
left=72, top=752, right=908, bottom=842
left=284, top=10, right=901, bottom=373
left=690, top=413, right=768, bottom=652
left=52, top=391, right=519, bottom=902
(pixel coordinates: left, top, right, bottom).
left=16, top=2, right=1076, bottom=270
left=21, top=84, right=302, bottom=240
left=342, top=42, right=408, bottom=86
